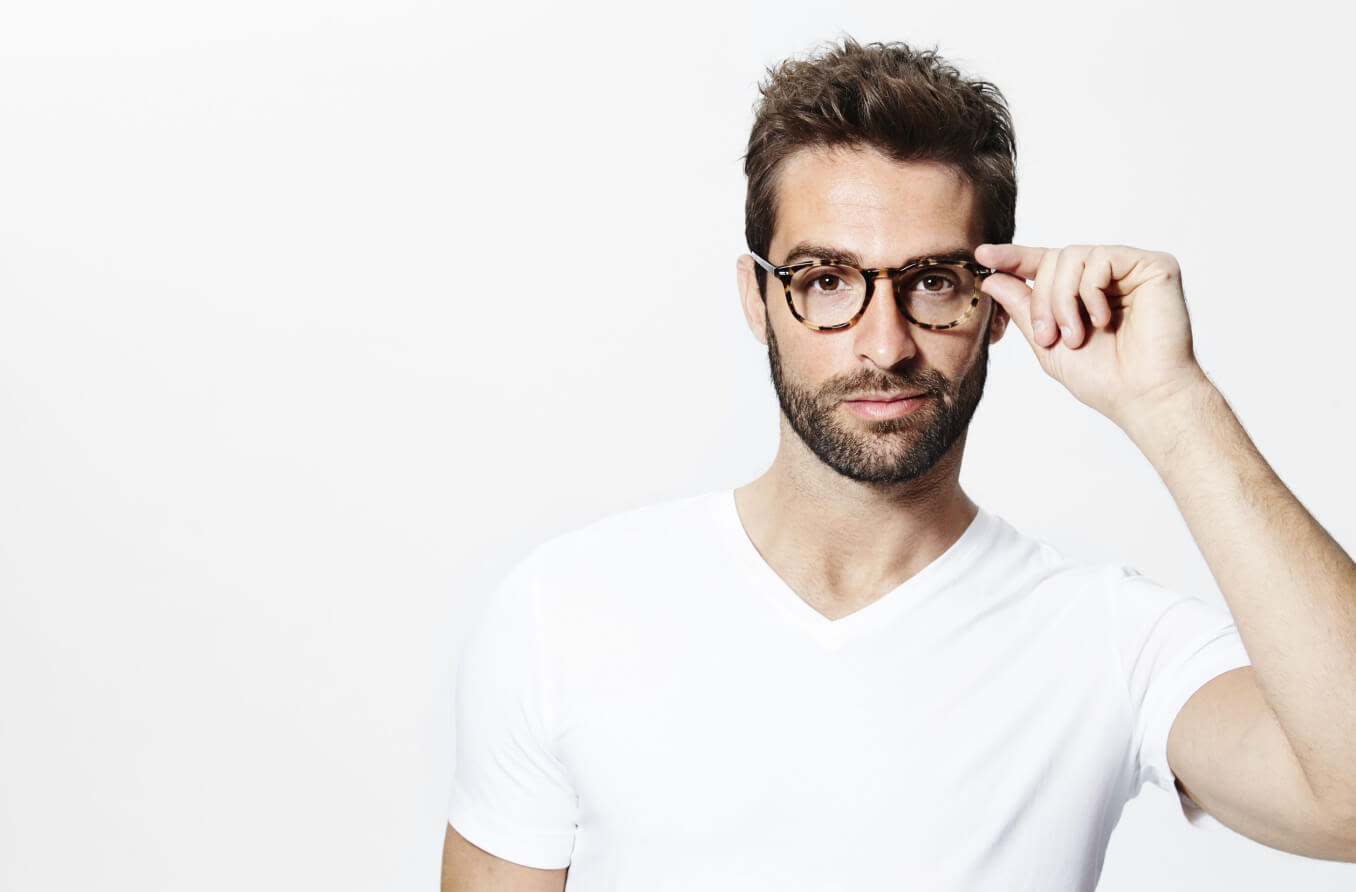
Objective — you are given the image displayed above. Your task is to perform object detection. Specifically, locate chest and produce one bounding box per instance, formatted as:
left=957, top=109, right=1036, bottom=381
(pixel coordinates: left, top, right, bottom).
left=552, top=611, right=1134, bottom=884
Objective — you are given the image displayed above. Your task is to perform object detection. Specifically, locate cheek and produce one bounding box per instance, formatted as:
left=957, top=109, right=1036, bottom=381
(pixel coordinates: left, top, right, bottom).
left=939, top=337, right=981, bottom=379
left=777, top=327, right=850, bottom=386
left=946, top=333, right=992, bottom=389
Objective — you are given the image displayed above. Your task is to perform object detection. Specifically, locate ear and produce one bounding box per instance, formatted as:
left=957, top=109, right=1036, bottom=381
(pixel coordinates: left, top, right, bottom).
left=986, top=294, right=1010, bottom=345
left=736, top=254, right=769, bottom=346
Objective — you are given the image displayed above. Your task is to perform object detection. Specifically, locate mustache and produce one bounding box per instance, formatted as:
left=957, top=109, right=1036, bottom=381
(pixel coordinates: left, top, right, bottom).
left=822, top=368, right=952, bottom=401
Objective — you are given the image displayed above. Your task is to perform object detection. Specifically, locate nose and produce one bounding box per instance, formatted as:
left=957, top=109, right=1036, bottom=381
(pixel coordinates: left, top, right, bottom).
left=852, top=276, right=918, bottom=370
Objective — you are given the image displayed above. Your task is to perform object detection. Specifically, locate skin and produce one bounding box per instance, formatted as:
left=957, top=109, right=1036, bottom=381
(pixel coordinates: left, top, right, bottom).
left=734, top=147, right=1008, bottom=620
left=443, top=144, right=1356, bottom=887
left=441, top=825, right=566, bottom=892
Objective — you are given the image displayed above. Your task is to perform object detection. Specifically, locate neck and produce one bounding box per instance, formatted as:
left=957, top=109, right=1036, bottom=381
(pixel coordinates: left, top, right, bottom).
left=733, top=420, right=978, bottom=617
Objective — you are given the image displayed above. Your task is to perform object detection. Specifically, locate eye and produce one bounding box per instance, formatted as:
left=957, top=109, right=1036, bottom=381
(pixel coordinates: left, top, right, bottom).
left=789, top=264, right=862, bottom=303
left=917, top=273, right=957, bottom=293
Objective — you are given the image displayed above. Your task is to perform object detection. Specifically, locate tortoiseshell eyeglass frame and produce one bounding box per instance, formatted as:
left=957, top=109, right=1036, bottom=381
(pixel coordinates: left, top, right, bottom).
left=749, top=251, right=995, bottom=332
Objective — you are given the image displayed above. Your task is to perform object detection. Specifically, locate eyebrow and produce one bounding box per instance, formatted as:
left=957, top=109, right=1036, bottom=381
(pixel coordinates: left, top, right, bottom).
left=782, top=242, right=976, bottom=269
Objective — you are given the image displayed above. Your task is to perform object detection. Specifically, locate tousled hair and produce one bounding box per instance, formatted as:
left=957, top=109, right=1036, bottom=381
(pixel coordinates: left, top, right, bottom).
left=744, top=38, right=1017, bottom=293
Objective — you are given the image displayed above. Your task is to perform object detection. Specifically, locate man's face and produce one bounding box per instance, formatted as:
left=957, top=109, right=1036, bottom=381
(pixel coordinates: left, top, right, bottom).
left=740, top=146, right=1007, bottom=485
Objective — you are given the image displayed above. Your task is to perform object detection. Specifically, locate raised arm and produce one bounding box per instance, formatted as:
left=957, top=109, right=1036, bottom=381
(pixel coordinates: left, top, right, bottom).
left=976, top=242, right=1356, bottom=861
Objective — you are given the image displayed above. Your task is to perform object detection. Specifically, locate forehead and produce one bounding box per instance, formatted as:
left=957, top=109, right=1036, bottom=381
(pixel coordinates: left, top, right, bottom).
left=770, top=146, right=982, bottom=262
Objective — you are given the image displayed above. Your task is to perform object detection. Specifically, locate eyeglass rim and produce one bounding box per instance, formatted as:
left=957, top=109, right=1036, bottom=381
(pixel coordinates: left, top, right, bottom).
left=749, top=250, right=995, bottom=332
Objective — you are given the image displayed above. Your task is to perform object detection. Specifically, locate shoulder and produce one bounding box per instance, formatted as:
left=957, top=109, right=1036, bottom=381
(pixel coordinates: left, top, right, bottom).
left=980, top=509, right=1239, bottom=659
left=528, top=489, right=721, bottom=568
left=492, top=490, right=726, bottom=612
left=968, top=509, right=1210, bottom=644
left=975, top=508, right=1132, bottom=595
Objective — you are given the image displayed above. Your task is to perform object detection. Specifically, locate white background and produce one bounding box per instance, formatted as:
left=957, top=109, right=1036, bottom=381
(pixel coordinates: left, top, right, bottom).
left=1, top=0, right=1353, bottom=889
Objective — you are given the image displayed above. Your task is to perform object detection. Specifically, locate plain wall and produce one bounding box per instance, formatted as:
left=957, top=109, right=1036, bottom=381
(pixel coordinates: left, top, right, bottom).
left=1, top=0, right=1352, bottom=889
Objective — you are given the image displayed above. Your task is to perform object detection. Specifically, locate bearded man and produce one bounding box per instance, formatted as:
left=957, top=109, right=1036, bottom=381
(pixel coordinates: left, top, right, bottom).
left=441, top=39, right=1356, bottom=891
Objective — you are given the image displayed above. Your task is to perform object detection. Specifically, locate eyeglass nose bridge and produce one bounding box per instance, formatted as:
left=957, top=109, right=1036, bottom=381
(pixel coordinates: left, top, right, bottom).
left=856, top=267, right=907, bottom=316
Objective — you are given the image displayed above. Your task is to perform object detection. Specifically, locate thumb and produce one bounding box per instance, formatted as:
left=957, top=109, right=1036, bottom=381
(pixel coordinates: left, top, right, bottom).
left=981, top=273, right=1038, bottom=347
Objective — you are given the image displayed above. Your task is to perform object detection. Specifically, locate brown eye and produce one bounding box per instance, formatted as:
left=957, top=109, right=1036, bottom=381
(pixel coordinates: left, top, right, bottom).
left=920, top=274, right=954, bottom=292
left=815, top=274, right=843, bottom=292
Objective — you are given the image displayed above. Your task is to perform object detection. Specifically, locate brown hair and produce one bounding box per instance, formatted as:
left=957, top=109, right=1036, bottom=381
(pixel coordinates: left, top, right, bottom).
left=744, top=38, right=1017, bottom=293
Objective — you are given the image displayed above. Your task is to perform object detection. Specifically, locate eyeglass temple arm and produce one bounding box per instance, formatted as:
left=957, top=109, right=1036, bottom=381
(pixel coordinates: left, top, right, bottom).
left=749, top=251, right=778, bottom=273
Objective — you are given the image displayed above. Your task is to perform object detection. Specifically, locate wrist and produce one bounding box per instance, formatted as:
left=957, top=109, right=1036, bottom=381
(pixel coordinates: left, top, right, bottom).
left=1118, top=369, right=1223, bottom=459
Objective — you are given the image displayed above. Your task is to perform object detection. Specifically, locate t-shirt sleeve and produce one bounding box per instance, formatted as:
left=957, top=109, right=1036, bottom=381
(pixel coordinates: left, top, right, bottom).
left=1107, top=569, right=1251, bottom=827
left=447, top=556, right=578, bottom=868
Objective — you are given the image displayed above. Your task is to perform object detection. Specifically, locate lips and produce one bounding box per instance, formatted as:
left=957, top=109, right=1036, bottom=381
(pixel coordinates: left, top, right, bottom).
left=840, top=392, right=929, bottom=420
left=843, top=392, right=925, bottom=402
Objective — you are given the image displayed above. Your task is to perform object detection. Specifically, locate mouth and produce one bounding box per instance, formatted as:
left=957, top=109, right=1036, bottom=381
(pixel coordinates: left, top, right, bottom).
left=840, top=392, right=929, bottom=420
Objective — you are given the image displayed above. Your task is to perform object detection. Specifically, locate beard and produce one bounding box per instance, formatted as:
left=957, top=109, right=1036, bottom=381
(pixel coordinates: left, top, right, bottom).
left=766, top=309, right=991, bottom=486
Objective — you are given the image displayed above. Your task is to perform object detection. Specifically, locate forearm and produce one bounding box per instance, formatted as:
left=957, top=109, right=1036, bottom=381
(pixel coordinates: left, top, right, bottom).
left=1124, top=375, right=1356, bottom=808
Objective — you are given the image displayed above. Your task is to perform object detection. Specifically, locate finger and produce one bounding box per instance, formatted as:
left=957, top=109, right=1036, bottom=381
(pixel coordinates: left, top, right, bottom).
left=975, top=243, right=1048, bottom=280
left=1079, top=246, right=1114, bottom=329
left=981, top=272, right=1035, bottom=344
left=1050, top=247, right=1091, bottom=348
left=1028, top=248, right=1062, bottom=348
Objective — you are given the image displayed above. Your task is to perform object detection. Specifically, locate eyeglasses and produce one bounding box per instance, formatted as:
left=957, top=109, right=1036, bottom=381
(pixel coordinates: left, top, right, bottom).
left=750, top=251, right=994, bottom=332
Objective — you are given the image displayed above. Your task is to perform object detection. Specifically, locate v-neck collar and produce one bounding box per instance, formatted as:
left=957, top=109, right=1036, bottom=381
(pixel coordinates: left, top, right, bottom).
left=709, top=489, right=995, bottom=649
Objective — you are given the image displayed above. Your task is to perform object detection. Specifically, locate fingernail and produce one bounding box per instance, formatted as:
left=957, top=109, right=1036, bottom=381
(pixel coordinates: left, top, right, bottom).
left=1033, top=319, right=1052, bottom=342
left=1060, top=325, right=1073, bottom=343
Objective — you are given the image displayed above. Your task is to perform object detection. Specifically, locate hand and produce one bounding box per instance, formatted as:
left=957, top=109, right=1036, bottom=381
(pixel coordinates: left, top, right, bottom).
left=974, top=243, right=1211, bottom=433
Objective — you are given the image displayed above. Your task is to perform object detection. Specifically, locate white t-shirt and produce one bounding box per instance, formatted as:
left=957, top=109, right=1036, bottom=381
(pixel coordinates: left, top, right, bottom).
left=448, top=491, right=1250, bottom=891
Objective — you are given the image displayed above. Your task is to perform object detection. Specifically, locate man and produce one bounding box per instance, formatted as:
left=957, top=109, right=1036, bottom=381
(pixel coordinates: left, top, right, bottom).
left=442, top=40, right=1356, bottom=890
